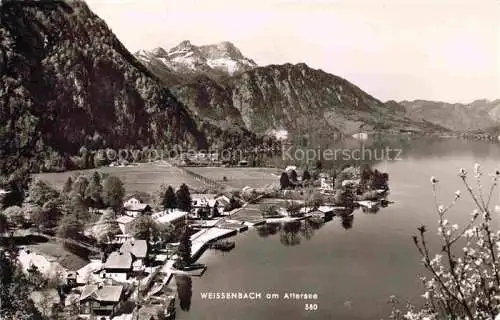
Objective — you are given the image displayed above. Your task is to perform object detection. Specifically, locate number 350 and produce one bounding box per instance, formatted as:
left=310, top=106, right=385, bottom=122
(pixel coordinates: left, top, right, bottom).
left=305, top=304, right=318, bottom=311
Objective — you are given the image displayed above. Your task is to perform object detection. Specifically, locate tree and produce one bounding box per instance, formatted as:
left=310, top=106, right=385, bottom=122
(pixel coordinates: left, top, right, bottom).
left=85, top=171, right=103, bottom=208
left=3, top=205, right=25, bottom=228
left=38, top=200, right=63, bottom=229
left=93, top=210, right=121, bottom=243
left=0, top=250, right=43, bottom=319
left=286, top=201, right=303, bottom=217
left=314, top=160, right=322, bottom=170
left=306, top=192, right=323, bottom=211
left=24, top=179, right=60, bottom=208
left=62, top=176, right=73, bottom=194
left=162, top=186, right=177, bottom=210
left=61, top=191, right=90, bottom=221
left=0, top=213, right=8, bottom=235
left=130, top=215, right=158, bottom=241
left=175, top=226, right=192, bottom=269
left=288, top=169, right=298, bottom=183
left=211, top=206, right=219, bottom=218
left=56, top=214, right=83, bottom=241
left=280, top=172, right=291, bottom=190
left=176, top=184, right=192, bottom=212
left=30, top=208, right=58, bottom=230
left=334, top=168, right=355, bottom=190
left=102, top=176, right=125, bottom=212
left=1, top=168, right=31, bottom=208
left=302, top=169, right=311, bottom=181
left=370, top=170, right=389, bottom=191
left=334, top=185, right=355, bottom=208
left=261, top=205, right=278, bottom=218
left=71, top=175, right=89, bottom=198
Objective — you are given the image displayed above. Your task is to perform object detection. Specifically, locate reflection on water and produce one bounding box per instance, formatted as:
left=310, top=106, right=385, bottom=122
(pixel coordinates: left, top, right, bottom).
left=256, top=222, right=280, bottom=237
left=280, top=221, right=302, bottom=246
left=255, top=206, right=381, bottom=245
left=176, top=275, right=193, bottom=312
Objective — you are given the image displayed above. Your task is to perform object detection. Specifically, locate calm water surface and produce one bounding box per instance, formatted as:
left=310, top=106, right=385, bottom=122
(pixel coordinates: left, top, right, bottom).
left=175, top=138, right=500, bottom=320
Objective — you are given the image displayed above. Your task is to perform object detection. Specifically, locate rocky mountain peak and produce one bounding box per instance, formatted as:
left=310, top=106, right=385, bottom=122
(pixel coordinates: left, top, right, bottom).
left=135, top=40, right=257, bottom=77
left=151, top=47, right=167, bottom=56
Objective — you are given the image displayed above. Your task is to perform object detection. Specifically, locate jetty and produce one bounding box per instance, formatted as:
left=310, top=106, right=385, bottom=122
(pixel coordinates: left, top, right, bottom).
left=190, top=227, right=238, bottom=261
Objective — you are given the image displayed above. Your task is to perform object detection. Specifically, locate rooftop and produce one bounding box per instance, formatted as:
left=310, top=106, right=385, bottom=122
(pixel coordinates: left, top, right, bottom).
left=116, top=215, right=136, bottom=225
left=124, top=203, right=151, bottom=212
left=104, top=251, right=133, bottom=270
left=120, top=239, right=148, bottom=259
left=80, top=284, right=123, bottom=303
left=152, top=210, right=187, bottom=224
left=191, top=193, right=217, bottom=200
left=76, top=260, right=102, bottom=284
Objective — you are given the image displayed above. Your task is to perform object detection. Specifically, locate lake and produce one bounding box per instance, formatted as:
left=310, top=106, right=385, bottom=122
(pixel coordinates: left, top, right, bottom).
left=174, top=138, right=500, bottom=320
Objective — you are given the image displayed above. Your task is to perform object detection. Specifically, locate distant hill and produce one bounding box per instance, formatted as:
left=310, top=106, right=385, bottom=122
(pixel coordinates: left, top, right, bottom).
left=401, top=99, right=500, bottom=132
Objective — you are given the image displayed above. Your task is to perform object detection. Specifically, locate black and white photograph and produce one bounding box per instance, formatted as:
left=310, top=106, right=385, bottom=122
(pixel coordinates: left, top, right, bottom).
left=0, top=0, right=499, bottom=319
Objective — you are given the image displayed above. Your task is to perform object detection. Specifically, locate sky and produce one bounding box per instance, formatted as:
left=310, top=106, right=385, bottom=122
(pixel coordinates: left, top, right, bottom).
left=85, top=0, right=500, bottom=103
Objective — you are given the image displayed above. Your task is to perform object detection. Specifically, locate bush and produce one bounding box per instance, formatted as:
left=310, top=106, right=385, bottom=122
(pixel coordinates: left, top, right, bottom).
left=286, top=201, right=303, bottom=217
left=261, top=205, right=279, bottom=218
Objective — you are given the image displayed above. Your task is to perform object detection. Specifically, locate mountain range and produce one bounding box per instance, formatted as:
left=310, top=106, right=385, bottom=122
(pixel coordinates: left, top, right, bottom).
left=0, top=0, right=495, bottom=177
left=135, top=42, right=445, bottom=138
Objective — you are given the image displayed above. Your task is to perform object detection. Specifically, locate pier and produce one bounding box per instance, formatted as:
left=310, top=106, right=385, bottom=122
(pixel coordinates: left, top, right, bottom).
left=190, top=227, right=239, bottom=261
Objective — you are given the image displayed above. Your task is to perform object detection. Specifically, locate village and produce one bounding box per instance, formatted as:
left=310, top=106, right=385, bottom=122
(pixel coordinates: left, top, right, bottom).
left=0, top=160, right=391, bottom=320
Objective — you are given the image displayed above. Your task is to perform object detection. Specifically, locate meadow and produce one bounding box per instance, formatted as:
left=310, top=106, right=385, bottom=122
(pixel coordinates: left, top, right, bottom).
left=186, top=167, right=280, bottom=189
left=35, top=164, right=281, bottom=195
left=35, top=163, right=208, bottom=195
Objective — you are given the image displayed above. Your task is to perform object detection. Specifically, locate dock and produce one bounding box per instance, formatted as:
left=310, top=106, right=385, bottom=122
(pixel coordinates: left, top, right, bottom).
left=190, top=228, right=238, bottom=261
left=218, top=222, right=248, bottom=232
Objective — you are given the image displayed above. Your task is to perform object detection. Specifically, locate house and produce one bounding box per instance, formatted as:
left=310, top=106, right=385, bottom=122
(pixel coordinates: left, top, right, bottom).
left=123, top=193, right=152, bottom=217
left=320, top=177, right=335, bottom=192
left=151, top=209, right=187, bottom=229
left=116, top=215, right=136, bottom=235
left=191, top=194, right=218, bottom=208
left=352, top=132, right=369, bottom=140
left=120, top=239, right=149, bottom=271
left=123, top=196, right=142, bottom=207
left=79, top=283, right=124, bottom=319
left=215, top=195, right=231, bottom=211
left=103, top=251, right=133, bottom=282
left=123, top=203, right=152, bottom=217
left=75, top=260, right=103, bottom=285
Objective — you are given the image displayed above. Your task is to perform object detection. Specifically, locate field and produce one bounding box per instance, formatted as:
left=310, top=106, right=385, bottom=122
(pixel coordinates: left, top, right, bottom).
left=186, top=167, right=280, bottom=189
left=35, top=164, right=281, bottom=195
left=35, top=163, right=208, bottom=195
